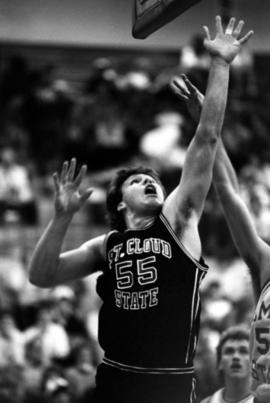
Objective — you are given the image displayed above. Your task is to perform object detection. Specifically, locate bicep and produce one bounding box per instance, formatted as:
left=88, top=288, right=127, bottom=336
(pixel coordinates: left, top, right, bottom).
left=55, top=234, right=106, bottom=284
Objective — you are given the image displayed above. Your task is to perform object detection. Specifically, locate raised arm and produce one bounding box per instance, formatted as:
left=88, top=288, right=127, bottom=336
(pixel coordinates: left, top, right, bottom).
left=174, top=74, right=268, bottom=296
left=163, top=17, right=253, bottom=249
left=28, top=159, right=105, bottom=288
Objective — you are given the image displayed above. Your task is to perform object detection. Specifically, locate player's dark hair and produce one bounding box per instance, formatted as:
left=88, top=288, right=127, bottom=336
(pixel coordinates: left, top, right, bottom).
left=106, top=166, right=164, bottom=232
left=216, top=325, right=250, bottom=365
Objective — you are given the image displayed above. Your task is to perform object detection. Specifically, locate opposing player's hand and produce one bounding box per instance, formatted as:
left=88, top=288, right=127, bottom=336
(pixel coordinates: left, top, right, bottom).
left=170, top=74, right=204, bottom=122
left=52, top=158, right=93, bottom=217
left=203, top=16, right=254, bottom=64
left=253, top=354, right=270, bottom=403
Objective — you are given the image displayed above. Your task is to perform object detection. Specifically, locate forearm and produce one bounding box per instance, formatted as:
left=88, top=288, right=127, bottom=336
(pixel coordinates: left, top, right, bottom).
left=214, top=140, right=240, bottom=194
left=198, top=57, right=230, bottom=140
left=28, top=214, right=73, bottom=287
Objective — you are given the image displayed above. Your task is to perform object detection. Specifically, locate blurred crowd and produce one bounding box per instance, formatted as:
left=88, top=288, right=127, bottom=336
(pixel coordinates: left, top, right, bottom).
left=0, top=33, right=270, bottom=401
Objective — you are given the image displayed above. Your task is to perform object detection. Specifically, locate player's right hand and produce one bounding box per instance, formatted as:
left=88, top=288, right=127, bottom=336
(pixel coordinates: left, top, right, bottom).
left=52, top=158, right=93, bottom=216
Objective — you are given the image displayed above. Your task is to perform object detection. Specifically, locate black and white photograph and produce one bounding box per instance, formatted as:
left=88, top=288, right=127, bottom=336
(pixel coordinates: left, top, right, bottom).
left=0, top=1, right=269, bottom=402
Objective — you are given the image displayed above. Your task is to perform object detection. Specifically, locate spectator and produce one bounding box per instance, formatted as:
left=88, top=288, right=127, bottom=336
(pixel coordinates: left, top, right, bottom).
left=66, top=340, right=96, bottom=402
left=23, top=337, right=46, bottom=401
left=0, top=309, right=25, bottom=367
left=200, top=325, right=253, bottom=403
left=0, top=146, right=38, bottom=225
left=40, top=365, right=71, bottom=403
left=23, top=299, right=70, bottom=366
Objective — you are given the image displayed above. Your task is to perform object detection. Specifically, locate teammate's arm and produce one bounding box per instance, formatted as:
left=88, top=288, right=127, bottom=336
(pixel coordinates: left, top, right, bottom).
left=28, top=159, right=105, bottom=288
left=163, top=17, right=253, bottom=253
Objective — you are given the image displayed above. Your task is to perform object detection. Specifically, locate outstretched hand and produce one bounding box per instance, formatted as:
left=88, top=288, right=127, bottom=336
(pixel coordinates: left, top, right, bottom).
left=203, top=15, right=254, bottom=64
left=52, top=158, right=93, bottom=217
left=170, top=74, right=204, bottom=122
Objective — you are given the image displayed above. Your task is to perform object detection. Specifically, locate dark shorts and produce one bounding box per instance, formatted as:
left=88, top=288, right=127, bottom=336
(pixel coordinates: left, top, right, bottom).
left=92, top=363, right=197, bottom=403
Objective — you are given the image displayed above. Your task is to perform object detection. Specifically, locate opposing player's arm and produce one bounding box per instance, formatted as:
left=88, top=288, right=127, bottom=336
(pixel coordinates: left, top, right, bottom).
left=164, top=17, right=253, bottom=239
left=214, top=141, right=270, bottom=295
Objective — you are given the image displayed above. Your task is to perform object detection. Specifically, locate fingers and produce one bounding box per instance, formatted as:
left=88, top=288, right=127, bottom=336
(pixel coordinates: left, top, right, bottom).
left=170, top=77, right=189, bottom=99
left=60, top=161, right=68, bottom=183
left=182, top=74, right=198, bottom=94
left=67, top=158, right=76, bottom=181
left=239, top=29, right=254, bottom=44
left=80, top=188, right=94, bottom=204
left=233, top=20, right=244, bottom=38
left=74, top=164, right=87, bottom=187
left=215, top=15, right=223, bottom=34
left=58, top=159, right=88, bottom=188
left=52, top=172, right=60, bottom=193
left=225, top=17, right=236, bottom=35
left=203, top=25, right=211, bottom=41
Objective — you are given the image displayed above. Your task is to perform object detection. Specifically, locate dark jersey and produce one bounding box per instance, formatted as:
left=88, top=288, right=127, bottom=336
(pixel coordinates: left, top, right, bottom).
left=96, top=213, right=208, bottom=372
left=250, top=280, right=270, bottom=391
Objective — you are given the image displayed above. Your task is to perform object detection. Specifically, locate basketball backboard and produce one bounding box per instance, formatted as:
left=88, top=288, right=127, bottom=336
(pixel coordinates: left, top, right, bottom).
left=132, top=0, right=202, bottom=39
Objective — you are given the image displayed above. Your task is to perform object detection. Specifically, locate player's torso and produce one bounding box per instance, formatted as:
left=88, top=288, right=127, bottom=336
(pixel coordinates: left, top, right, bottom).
left=250, top=280, right=270, bottom=389
left=96, top=213, right=208, bottom=370
left=207, top=389, right=254, bottom=403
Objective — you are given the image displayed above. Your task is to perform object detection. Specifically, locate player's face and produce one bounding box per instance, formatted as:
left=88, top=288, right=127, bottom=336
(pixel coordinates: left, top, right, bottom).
left=219, top=339, right=250, bottom=380
left=119, top=174, right=165, bottom=214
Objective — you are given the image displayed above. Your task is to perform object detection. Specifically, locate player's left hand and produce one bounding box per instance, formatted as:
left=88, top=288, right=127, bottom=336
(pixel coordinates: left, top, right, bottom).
left=203, top=16, right=254, bottom=64
left=170, top=74, right=204, bottom=122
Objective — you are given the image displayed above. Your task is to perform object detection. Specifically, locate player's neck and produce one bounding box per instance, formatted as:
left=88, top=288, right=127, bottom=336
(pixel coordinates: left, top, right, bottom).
left=125, top=212, right=156, bottom=230
left=223, top=379, right=251, bottom=402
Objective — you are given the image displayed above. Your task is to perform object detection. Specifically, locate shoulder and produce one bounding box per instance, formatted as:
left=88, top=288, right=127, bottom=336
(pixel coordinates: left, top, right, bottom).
left=257, top=238, right=270, bottom=292
left=80, top=233, right=108, bottom=261
left=200, top=396, right=212, bottom=403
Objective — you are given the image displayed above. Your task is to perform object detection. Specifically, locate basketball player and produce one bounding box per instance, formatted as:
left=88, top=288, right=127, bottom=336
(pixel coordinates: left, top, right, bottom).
left=28, top=16, right=253, bottom=403
left=173, top=73, right=270, bottom=403
left=200, top=325, right=254, bottom=403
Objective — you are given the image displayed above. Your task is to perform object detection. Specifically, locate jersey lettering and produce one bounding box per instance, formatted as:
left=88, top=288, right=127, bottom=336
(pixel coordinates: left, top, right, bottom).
left=108, top=237, right=172, bottom=259
left=137, top=256, right=157, bottom=285
left=254, top=301, right=270, bottom=321
left=114, top=287, right=159, bottom=310
left=115, top=257, right=158, bottom=289
left=115, top=261, right=134, bottom=289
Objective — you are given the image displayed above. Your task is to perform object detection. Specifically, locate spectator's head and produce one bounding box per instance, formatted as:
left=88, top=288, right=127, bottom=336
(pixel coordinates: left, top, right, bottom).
left=70, top=339, right=97, bottom=369
left=41, top=365, right=71, bottom=403
left=36, top=299, right=56, bottom=325
left=106, top=166, right=165, bottom=231
left=0, top=147, right=16, bottom=168
left=25, top=336, right=43, bottom=366
left=0, top=309, right=16, bottom=338
left=216, top=325, right=250, bottom=382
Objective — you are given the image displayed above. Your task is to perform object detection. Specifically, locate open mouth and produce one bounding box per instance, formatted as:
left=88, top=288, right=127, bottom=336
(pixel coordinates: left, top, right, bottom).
left=145, top=185, right=157, bottom=196
left=231, top=364, right=242, bottom=370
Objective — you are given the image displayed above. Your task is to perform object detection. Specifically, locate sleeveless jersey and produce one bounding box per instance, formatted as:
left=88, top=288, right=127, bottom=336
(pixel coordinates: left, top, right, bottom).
left=250, top=280, right=270, bottom=390
left=96, top=213, right=208, bottom=372
left=203, top=388, right=254, bottom=403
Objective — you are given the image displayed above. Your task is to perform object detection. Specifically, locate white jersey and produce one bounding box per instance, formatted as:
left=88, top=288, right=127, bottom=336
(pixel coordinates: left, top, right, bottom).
left=250, top=280, right=270, bottom=390
left=203, top=388, right=254, bottom=403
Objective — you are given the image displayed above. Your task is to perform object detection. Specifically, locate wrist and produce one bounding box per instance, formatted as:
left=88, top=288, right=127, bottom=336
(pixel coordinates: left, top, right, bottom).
left=211, top=56, right=230, bottom=67
left=52, top=211, right=74, bottom=225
